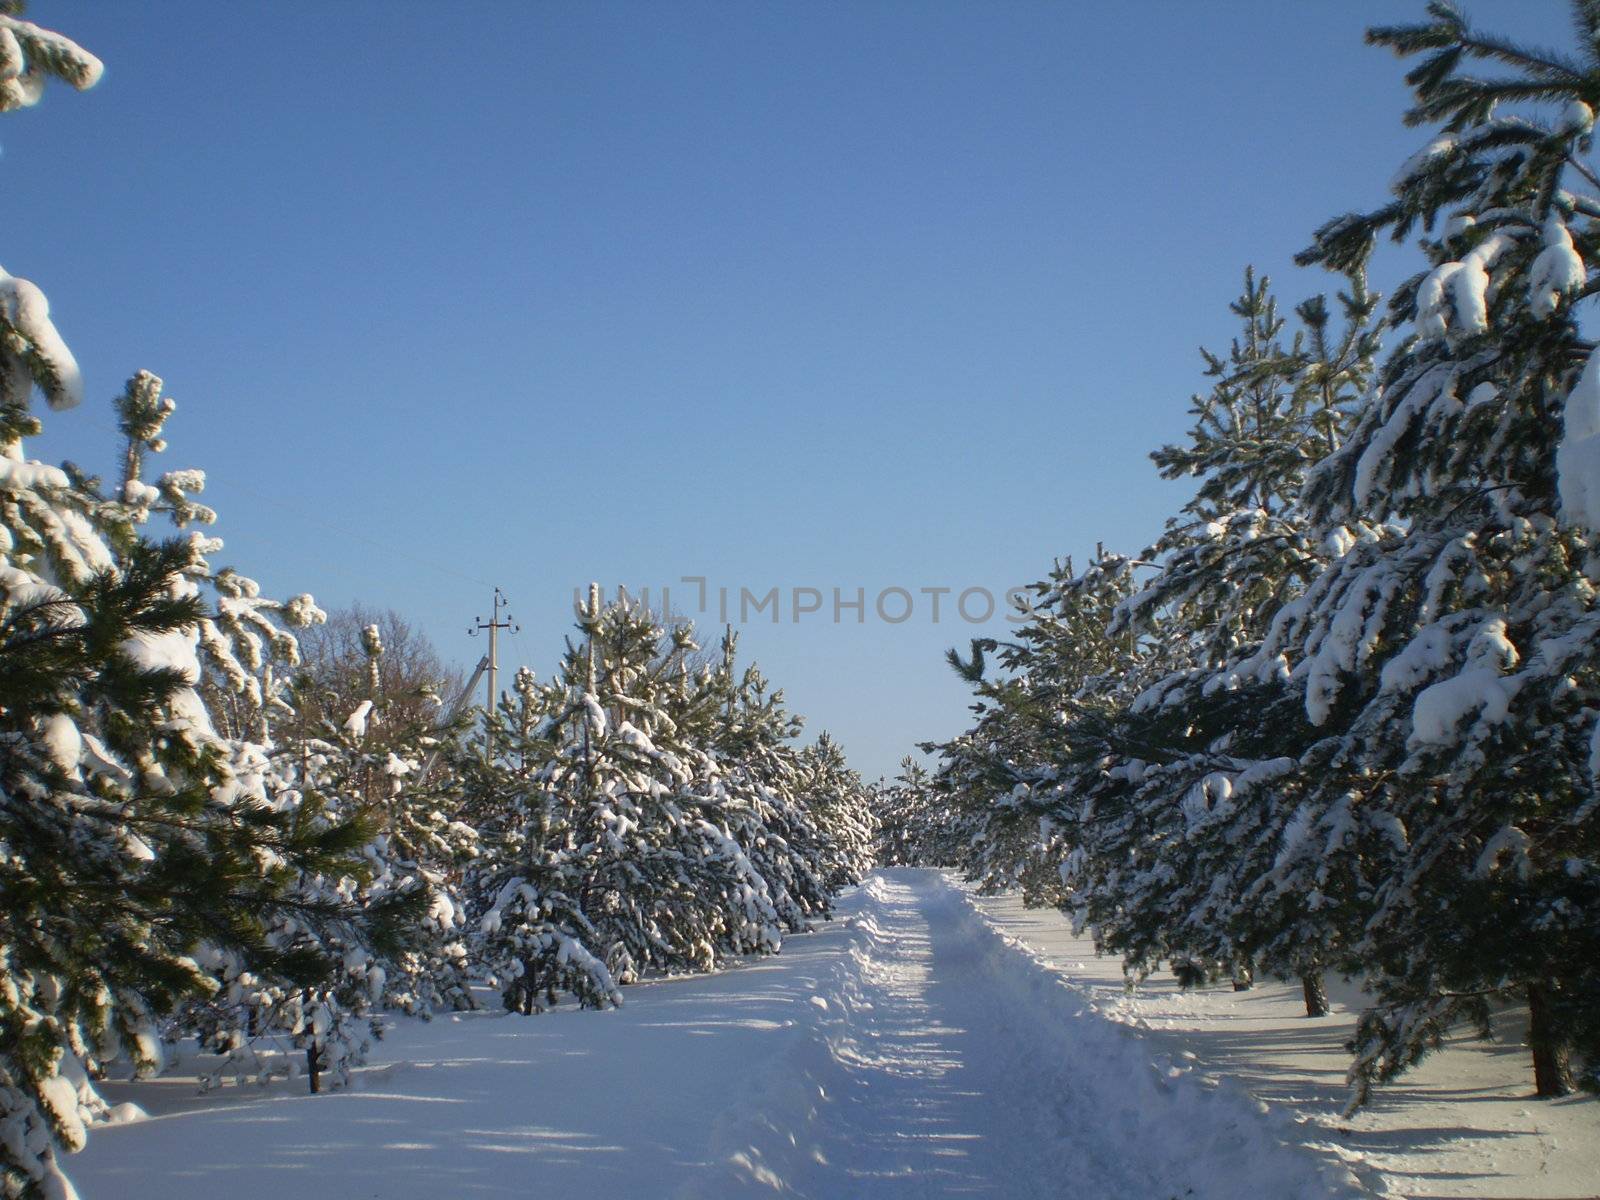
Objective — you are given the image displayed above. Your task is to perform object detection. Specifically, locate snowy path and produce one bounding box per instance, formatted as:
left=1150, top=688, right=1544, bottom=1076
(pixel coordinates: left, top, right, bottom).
left=687, top=870, right=1363, bottom=1199
left=72, top=870, right=1365, bottom=1199
left=689, top=871, right=1101, bottom=1196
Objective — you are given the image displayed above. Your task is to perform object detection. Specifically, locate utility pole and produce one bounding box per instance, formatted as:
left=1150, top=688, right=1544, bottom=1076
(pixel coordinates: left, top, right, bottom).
left=469, top=587, right=519, bottom=763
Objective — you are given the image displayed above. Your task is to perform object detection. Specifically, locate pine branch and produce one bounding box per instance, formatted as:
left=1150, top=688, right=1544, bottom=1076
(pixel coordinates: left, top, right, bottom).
left=946, top=638, right=997, bottom=684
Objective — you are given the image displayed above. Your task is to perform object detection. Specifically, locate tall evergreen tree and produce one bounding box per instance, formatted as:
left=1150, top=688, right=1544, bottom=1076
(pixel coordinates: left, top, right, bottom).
left=1283, top=0, right=1600, bottom=1099
left=1084, top=270, right=1379, bottom=1010
left=1, top=20, right=403, bottom=1190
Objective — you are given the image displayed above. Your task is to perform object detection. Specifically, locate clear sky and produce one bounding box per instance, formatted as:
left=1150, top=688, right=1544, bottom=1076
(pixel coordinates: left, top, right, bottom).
left=5, top=2, right=1574, bottom=781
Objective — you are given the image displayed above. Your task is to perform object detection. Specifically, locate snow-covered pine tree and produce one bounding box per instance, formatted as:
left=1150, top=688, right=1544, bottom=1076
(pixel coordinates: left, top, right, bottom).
left=1086, top=270, right=1379, bottom=1012
left=332, top=625, right=477, bottom=1016
left=0, top=4, right=100, bottom=117
left=641, top=629, right=794, bottom=960
left=79, top=380, right=433, bottom=1101
left=1286, top=0, right=1600, bottom=1099
left=460, top=719, right=622, bottom=1014
left=1113, top=269, right=1378, bottom=665
left=177, top=605, right=472, bottom=1091
left=1, top=315, right=404, bottom=1180
left=1010, top=550, right=1197, bottom=939
left=1, top=18, right=414, bottom=1188
left=469, top=594, right=871, bottom=1011
left=474, top=590, right=731, bottom=1005
left=929, top=548, right=1157, bottom=908
left=874, top=757, right=942, bottom=867
left=794, top=731, right=877, bottom=890
left=701, top=629, right=834, bottom=931
left=550, top=592, right=751, bottom=975
left=283, top=627, right=476, bottom=1020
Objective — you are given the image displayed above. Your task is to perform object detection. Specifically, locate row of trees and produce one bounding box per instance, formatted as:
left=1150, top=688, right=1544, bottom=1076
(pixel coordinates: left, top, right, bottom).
left=468, top=595, right=876, bottom=1013
left=886, top=2, right=1600, bottom=1108
left=0, top=11, right=874, bottom=1197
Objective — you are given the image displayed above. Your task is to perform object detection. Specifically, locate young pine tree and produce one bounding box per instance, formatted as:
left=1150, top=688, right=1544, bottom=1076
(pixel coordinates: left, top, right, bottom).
left=1093, top=270, right=1378, bottom=1011
left=1, top=19, right=406, bottom=1190
left=1288, top=0, right=1600, bottom=1100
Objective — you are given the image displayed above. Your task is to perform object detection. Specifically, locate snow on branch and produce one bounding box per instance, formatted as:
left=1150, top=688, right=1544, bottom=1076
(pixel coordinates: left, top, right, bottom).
left=0, top=13, right=102, bottom=112
left=0, top=264, right=82, bottom=411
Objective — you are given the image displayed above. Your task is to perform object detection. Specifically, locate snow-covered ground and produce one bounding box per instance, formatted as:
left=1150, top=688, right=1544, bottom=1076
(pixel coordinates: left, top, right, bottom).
left=67, top=869, right=1594, bottom=1198
left=966, top=885, right=1600, bottom=1200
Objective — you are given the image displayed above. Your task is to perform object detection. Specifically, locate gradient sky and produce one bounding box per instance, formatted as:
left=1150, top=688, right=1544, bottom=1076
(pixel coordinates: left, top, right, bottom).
left=5, top=2, right=1573, bottom=780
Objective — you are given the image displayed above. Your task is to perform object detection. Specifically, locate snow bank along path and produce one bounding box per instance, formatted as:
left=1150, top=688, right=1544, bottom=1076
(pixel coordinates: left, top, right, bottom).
left=968, top=887, right=1599, bottom=1200
left=74, top=868, right=1366, bottom=1198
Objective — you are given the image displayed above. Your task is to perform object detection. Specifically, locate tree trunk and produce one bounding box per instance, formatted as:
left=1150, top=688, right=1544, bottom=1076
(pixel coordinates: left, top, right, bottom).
left=1528, top=982, right=1574, bottom=1098
left=1301, top=972, right=1330, bottom=1018
left=306, top=1040, right=322, bottom=1095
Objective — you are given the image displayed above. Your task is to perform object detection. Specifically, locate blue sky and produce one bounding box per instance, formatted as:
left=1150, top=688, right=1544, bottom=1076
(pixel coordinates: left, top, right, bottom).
left=5, top=2, right=1574, bottom=780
